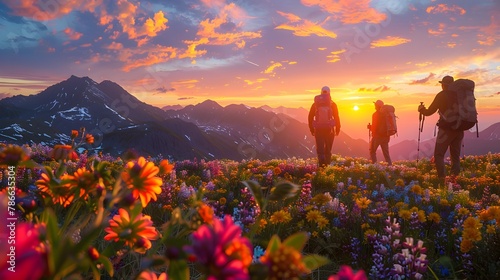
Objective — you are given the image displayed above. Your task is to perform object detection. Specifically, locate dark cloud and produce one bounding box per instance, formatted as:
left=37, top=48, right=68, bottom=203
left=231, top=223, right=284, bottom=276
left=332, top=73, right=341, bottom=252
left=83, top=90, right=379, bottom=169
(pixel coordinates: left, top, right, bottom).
left=409, top=73, right=436, bottom=85
left=487, top=92, right=500, bottom=98
left=357, top=85, right=391, bottom=92
left=178, top=97, right=194, bottom=100
left=154, top=86, right=176, bottom=94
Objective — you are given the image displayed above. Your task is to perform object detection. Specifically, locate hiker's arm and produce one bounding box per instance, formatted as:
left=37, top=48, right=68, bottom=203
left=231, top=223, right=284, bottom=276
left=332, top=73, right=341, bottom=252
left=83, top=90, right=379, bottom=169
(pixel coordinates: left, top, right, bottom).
left=420, top=91, right=444, bottom=116
left=332, top=103, right=341, bottom=135
left=308, top=103, right=316, bottom=134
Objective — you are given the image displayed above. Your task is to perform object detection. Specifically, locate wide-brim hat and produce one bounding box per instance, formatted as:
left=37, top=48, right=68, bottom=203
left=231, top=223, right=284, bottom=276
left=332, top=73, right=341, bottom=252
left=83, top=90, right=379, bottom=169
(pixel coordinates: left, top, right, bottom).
left=439, top=75, right=454, bottom=84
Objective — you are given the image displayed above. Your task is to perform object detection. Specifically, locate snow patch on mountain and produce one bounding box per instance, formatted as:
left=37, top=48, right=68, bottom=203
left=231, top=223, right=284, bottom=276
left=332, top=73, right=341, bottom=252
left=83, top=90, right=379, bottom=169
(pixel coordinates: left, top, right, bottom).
left=58, top=107, right=91, bottom=121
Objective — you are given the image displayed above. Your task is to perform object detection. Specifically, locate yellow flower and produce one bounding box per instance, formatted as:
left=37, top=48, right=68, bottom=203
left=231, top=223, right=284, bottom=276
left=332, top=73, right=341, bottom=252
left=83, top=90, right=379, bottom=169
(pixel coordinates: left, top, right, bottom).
left=355, top=197, right=371, bottom=209
left=269, top=210, right=292, bottom=224
left=399, top=209, right=411, bottom=221
left=364, top=229, right=377, bottom=241
left=306, top=210, right=323, bottom=223
left=316, top=216, right=329, bottom=229
left=260, top=243, right=310, bottom=279
left=460, top=239, right=474, bottom=253
left=427, top=212, right=441, bottom=224
left=458, top=208, right=470, bottom=216
left=463, top=228, right=482, bottom=242
left=463, top=217, right=481, bottom=230
left=121, top=157, right=163, bottom=207
left=486, top=224, right=496, bottom=234
left=410, top=185, right=423, bottom=195
left=417, top=210, right=427, bottom=223
left=273, top=167, right=282, bottom=176
left=440, top=199, right=450, bottom=206
left=361, top=223, right=370, bottom=230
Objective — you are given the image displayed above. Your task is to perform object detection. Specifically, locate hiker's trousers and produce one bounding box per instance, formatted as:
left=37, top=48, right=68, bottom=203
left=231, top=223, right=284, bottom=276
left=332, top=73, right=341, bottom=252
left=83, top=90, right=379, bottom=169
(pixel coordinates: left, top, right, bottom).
left=370, top=136, right=392, bottom=165
left=434, top=128, right=464, bottom=178
left=315, top=128, right=334, bottom=166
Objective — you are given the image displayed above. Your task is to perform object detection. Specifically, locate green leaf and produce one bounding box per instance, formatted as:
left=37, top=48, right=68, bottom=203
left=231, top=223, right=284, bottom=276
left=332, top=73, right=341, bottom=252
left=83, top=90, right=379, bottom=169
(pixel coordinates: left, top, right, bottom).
left=241, top=180, right=267, bottom=211
left=167, top=260, right=190, bottom=280
left=269, top=181, right=301, bottom=201
left=303, top=254, right=331, bottom=271
left=266, top=234, right=281, bottom=254
left=283, top=232, right=308, bottom=251
left=97, top=255, right=114, bottom=277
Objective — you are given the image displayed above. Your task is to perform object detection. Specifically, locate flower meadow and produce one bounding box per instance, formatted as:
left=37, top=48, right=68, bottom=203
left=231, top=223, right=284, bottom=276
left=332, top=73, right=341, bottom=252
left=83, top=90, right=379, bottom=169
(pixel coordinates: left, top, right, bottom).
left=0, top=131, right=500, bottom=280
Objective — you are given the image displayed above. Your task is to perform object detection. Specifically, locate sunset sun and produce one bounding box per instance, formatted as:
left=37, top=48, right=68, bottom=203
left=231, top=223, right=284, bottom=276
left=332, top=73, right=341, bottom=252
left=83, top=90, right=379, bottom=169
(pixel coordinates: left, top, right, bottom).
left=353, top=105, right=359, bottom=111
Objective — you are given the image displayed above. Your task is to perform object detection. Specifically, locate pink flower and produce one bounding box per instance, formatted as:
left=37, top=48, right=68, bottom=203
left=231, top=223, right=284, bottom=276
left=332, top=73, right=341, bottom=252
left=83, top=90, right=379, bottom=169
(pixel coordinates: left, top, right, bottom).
left=188, top=215, right=253, bottom=280
left=328, top=265, right=367, bottom=280
left=0, top=222, right=48, bottom=280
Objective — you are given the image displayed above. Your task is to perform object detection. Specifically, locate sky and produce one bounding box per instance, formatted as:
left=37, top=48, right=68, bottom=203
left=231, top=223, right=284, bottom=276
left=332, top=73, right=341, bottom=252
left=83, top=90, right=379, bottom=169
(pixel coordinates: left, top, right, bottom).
left=0, top=0, right=499, bottom=144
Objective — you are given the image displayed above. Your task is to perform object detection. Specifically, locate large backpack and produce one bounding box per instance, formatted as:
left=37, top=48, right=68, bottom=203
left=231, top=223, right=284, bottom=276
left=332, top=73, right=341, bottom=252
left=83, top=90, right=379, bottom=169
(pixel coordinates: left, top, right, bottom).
left=313, top=94, right=336, bottom=128
left=379, top=104, right=397, bottom=136
left=440, top=79, right=477, bottom=130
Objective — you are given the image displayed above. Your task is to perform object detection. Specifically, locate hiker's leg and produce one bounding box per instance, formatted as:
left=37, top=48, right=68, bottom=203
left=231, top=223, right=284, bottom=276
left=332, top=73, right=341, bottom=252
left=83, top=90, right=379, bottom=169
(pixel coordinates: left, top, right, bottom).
left=315, top=130, right=326, bottom=166
left=449, top=130, right=464, bottom=176
left=381, top=136, right=392, bottom=165
left=325, top=131, right=334, bottom=165
left=369, top=138, right=378, bottom=163
left=434, top=129, right=452, bottom=178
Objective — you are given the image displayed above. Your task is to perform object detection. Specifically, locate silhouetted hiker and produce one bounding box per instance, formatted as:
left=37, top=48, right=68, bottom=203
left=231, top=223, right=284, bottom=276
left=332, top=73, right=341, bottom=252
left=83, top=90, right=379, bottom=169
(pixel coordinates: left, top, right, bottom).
left=418, top=75, right=463, bottom=184
left=308, top=86, right=341, bottom=167
left=368, top=100, right=393, bottom=165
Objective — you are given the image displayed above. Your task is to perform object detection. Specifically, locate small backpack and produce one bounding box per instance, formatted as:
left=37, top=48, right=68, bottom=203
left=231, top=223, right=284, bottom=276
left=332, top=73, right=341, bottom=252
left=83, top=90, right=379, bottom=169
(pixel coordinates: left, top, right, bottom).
left=380, top=104, right=397, bottom=136
left=440, top=79, right=477, bottom=130
left=313, top=94, right=336, bottom=128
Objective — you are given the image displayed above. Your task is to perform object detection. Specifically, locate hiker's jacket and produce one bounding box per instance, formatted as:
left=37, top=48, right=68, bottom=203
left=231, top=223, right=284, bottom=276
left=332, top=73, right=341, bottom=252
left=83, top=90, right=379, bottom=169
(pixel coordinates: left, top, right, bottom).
left=371, top=110, right=387, bottom=138
left=308, top=101, right=341, bottom=135
left=419, top=90, right=454, bottom=128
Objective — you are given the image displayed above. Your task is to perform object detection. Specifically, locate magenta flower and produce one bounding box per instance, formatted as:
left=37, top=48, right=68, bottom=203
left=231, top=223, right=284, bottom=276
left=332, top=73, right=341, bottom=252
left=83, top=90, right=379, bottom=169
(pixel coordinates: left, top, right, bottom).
left=328, top=265, right=367, bottom=280
left=187, top=215, right=253, bottom=280
left=0, top=223, right=47, bottom=280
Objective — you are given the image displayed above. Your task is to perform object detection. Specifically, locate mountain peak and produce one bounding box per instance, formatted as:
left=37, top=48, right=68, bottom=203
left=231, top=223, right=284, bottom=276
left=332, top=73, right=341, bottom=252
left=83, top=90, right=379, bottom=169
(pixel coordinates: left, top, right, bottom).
left=196, top=99, right=223, bottom=110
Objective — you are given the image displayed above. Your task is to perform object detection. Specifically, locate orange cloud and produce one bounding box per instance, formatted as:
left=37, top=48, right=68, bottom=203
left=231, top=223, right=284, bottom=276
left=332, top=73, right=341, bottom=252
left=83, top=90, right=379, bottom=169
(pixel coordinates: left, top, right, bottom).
left=244, top=78, right=268, bottom=85
left=275, top=11, right=337, bottom=38
left=63, top=28, right=83, bottom=40
left=301, top=0, right=387, bottom=24
left=3, top=0, right=102, bottom=21
left=196, top=3, right=261, bottom=48
left=426, top=4, right=466, bottom=15
left=120, top=45, right=178, bottom=72
left=105, top=42, right=124, bottom=50
left=327, top=49, right=345, bottom=63
left=171, top=79, right=199, bottom=89
left=263, top=62, right=284, bottom=77
left=357, top=85, right=391, bottom=93
left=370, top=36, right=411, bottom=48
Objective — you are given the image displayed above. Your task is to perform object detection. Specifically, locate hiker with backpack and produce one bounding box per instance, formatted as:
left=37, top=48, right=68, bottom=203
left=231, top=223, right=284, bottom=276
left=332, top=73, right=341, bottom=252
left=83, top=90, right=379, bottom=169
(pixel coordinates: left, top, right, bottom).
left=368, top=100, right=393, bottom=166
left=308, top=86, right=341, bottom=167
left=418, top=75, right=477, bottom=184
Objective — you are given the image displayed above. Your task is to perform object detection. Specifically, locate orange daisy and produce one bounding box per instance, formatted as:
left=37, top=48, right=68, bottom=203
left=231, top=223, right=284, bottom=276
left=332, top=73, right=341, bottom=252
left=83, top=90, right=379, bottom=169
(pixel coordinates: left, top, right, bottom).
left=121, top=157, right=163, bottom=207
left=104, top=208, right=159, bottom=253
left=36, top=171, right=74, bottom=207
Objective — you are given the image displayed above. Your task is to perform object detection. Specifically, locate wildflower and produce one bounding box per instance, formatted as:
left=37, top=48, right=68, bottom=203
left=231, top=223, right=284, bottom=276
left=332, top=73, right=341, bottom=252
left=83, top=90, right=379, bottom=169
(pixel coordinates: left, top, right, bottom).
left=260, top=238, right=310, bottom=279
left=104, top=208, right=159, bottom=253
left=458, top=207, right=470, bottom=216
left=50, top=145, right=78, bottom=162
left=269, top=209, right=292, bottom=224
left=187, top=215, right=252, bottom=280
left=273, top=166, right=281, bottom=176
left=355, top=197, right=371, bottom=209
left=306, top=209, right=323, bottom=223
left=410, top=184, right=423, bottom=195
left=71, top=130, right=79, bottom=139
left=121, top=157, right=163, bottom=207
left=486, top=224, right=496, bottom=234
left=328, top=265, right=367, bottom=280
left=0, top=144, right=30, bottom=166
left=0, top=222, right=48, bottom=280
left=36, top=171, right=74, bottom=207
left=198, top=203, right=214, bottom=224
left=398, top=209, right=411, bottom=221
left=427, top=212, right=441, bottom=224
left=87, top=247, right=100, bottom=261
left=159, top=159, right=175, bottom=175
left=85, top=134, right=94, bottom=144
left=137, top=271, right=168, bottom=280
left=64, top=167, right=101, bottom=200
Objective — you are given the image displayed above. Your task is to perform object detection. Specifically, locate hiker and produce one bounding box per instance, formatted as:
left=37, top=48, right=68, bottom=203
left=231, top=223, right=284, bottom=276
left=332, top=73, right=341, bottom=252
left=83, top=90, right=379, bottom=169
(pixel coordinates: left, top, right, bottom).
left=418, top=75, right=463, bottom=183
left=368, top=100, right=392, bottom=165
left=308, top=86, right=341, bottom=167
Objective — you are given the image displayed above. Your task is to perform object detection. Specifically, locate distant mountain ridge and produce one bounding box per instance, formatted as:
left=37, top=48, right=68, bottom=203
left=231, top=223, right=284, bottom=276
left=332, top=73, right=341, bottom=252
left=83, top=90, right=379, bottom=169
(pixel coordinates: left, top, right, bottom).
left=1, top=75, right=499, bottom=161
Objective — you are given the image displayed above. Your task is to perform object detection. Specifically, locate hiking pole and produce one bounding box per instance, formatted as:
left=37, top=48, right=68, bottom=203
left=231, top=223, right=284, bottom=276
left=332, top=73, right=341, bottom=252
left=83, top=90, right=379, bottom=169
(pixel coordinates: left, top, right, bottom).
left=417, top=102, right=424, bottom=163
left=367, top=123, right=371, bottom=142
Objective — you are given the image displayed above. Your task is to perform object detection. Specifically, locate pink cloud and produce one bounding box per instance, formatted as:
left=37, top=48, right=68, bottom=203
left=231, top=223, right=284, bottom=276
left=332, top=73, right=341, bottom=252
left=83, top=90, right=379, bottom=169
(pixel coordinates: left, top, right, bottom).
left=63, top=28, right=83, bottom=40
left=409, top=73, right=436, bottom=85
left=3, top=0, right=103, bottom=21
left=426, top=4, right=466, bottom=15
left=275, top=11, right=337, bottom=38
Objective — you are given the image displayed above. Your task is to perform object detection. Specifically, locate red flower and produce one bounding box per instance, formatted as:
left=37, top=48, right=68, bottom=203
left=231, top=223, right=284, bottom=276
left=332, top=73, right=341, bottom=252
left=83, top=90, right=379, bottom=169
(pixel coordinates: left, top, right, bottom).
left=328, top=265, right=367, bottom=280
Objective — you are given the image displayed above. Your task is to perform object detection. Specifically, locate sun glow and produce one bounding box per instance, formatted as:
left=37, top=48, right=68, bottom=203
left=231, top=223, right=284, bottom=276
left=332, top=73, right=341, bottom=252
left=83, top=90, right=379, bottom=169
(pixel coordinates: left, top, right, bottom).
left=353, top=105, right=359, bottom=111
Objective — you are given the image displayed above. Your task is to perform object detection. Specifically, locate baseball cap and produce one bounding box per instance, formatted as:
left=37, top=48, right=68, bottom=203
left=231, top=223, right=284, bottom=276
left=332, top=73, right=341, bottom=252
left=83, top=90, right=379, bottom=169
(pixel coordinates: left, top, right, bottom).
left=321, top=86, right=330, bottom=95
left=439, top=75, right=454, bottom=84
